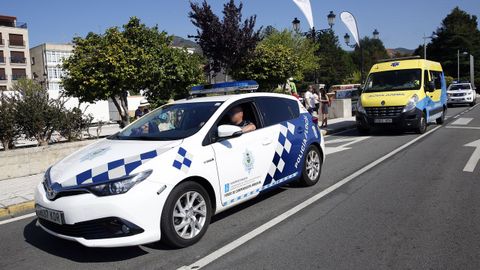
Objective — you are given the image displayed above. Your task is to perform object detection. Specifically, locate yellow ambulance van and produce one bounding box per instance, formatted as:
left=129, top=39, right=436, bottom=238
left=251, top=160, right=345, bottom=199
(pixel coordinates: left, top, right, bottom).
left=356, top=56, right=447, bottom=134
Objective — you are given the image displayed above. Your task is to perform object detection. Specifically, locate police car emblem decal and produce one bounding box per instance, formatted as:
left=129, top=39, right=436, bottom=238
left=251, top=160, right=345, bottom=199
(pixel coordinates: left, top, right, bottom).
left=80, top=146, right=111, bottom=162
left=242, top=149, right=255, bottom=173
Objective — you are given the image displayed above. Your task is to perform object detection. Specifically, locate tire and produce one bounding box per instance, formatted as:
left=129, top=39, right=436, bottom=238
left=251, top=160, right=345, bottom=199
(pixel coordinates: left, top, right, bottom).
left=436, top=108, right=446, bottom=125
left=160, top=181, right=212, bottom=248
left=416, top=112, right=427, bottom=134
left=298, top=145, right=322, bottom=187
left=470, top=101, right=476, bottom=107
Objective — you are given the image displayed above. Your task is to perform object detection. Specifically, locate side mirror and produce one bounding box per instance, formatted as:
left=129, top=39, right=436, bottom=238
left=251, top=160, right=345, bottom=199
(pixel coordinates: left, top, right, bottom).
left=217, top=124, right=243, bottom=139
left=427, top=81, right=435, bottom=92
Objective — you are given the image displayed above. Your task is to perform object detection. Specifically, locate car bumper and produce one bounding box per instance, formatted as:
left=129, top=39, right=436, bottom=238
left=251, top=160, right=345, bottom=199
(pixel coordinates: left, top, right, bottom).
left=448, top=96, right=475, bottom=104
left=356, top=108, right=422, bottom=130
left=34, top=180, right=172, bottom=247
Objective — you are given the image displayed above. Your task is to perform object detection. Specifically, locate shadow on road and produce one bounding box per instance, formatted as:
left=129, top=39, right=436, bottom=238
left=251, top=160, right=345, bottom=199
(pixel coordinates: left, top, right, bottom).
left=23, top=220, right=148, bottom=263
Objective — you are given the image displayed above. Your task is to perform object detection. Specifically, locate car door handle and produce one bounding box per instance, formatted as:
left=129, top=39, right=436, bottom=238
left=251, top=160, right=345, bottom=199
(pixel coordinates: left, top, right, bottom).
left=262, top=137, right=273, bottom=146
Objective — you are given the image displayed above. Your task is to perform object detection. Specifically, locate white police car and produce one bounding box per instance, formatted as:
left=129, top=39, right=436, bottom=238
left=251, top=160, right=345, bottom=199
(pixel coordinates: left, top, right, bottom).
left=35, top=81, right=325, bottom=248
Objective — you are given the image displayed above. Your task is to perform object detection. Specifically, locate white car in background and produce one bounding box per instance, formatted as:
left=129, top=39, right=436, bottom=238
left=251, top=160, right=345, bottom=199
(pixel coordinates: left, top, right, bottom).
left=447, top=82, right=477, bottom=107
left=35, top=81, right=325, bottom=248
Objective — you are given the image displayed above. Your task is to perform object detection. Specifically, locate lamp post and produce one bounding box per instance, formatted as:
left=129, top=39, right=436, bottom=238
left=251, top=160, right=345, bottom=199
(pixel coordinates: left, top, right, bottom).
left=292, top=11, right=337, bottom=83
left=423, top=32, right=438, bottom=60
left=458, top=50, right=474, bottom=84
left=344, top=29, right=379, bottom=83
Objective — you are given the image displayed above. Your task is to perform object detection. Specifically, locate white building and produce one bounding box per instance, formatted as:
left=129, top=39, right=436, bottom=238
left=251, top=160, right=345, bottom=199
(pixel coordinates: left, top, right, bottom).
left=0, top=15, right=32, bottom=91
left=30, top=43, right=112, bottom=122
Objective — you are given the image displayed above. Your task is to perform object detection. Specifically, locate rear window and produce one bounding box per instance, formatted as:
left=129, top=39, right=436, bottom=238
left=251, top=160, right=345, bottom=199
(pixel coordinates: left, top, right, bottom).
left=256, top=97, right=299, bottom=126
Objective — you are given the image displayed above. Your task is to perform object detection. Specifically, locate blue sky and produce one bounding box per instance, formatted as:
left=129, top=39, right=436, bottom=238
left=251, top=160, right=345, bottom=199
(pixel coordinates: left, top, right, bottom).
left=3, top=0, right=479, bottom=50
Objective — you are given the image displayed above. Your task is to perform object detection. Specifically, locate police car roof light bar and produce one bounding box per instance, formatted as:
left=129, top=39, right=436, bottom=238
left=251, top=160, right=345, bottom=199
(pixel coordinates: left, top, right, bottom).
left=190, top=80, right=259, bottom=96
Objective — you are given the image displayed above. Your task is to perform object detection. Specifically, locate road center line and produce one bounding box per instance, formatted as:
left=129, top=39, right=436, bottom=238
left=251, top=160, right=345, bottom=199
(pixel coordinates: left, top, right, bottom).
left=178, top=125, right=442, bottom=270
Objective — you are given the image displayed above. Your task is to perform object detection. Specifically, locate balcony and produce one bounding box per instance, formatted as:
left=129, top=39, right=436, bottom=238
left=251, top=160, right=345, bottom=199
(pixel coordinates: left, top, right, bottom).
left=12, top=74, right=26, bottom=80
left=10, top=57, right=26, bottom=64
left=8, top=40, right=25, bottom=47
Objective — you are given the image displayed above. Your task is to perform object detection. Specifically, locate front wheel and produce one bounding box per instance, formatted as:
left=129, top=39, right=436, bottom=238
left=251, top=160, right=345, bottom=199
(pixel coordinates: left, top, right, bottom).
left=416, top=112, right=427, bottom=134
left=436, top=108, right=446, bottom=125
left=160, top=181, right=212, bottom=248
left=298, top=145, right=322, bottom=186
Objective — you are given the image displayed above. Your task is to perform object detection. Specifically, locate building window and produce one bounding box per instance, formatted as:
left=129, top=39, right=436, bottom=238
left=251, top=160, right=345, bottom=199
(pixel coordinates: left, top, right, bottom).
left=47, top=67, right=64, bottom=80
left=0, top=68, right=6, bottom=80
left=10, top=51, right=26, bottom=64
left=0, top=51, right=4, bottom=63
left=46, top=51, right=72, bottom=64
left=8, top=34, right=24, bottom=47
left=11, top=68, right=26, bottom=80
left=0, top=86, right=6, bottom=91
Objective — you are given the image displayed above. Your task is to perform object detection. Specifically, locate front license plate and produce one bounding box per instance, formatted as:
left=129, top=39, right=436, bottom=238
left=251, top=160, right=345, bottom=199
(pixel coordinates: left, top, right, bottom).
left=374, top=118, right=393, bottom=124
left=36, top=205, right=64, bottom=225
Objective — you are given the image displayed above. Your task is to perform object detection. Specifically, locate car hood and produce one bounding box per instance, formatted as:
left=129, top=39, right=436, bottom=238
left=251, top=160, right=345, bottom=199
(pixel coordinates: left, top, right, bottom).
left=49, top=138, right=182, bottom=188
left=447, top=90, right=472, bottom=94
left=361, top=90, right=417, bottom=107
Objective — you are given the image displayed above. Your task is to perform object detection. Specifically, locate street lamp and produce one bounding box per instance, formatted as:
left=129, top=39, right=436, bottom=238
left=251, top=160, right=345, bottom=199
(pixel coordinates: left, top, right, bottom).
left=292, top=17, right=301, bottom=32
left=343, top=33, right=352, bottom=47
left=292, top=11, right=336, bottom=83
left=423, top=32, right=438, bottom=60
left=327, top=11, right=336, bottom=29
left=373, top=29, right=380, bottom=40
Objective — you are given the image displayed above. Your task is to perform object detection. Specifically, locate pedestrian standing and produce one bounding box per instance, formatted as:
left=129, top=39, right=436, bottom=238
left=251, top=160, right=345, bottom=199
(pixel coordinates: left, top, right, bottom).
left=319, top=88, right=330, bottom=128
left=304, top=85, right=316, bottom=114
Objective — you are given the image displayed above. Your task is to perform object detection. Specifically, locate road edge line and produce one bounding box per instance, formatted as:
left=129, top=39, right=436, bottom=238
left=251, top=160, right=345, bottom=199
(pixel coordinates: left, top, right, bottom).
left=179, top=125, right=443, bottom=270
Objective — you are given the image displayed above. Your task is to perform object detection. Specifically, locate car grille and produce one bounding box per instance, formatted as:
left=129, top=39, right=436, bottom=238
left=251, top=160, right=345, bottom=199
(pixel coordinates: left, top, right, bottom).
left=38, top=217, right=144, bottom=239
left=365, top=106, right=404, bottom=117
left=451, top=93, right=466, bottom=97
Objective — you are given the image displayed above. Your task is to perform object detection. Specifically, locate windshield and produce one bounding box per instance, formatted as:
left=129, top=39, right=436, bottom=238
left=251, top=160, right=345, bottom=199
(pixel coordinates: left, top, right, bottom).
left=112, top=102, right=222, bottom=141
left=364, top=69, right=422, bottom=92
left=449, top=84, right=471, bottom=91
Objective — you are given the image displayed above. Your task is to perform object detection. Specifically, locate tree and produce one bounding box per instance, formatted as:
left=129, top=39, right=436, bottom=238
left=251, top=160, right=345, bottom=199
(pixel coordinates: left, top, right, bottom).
left=58, top=107, right=93, bottom=141
left=414, top=7, right=480, bottom=87
left=313, top=30, right=354, bottom=86
left=63, top=17, right=204, bottom=127
left=260, top=28, right=319, bottom=81
left=189, top=0, right=261, bottom=79
left=236, top=43, right=299, bottom=91
left=351, top=37, right=389, bottom=79
left=13, top=79, right=63, bottom=146
left=0, top=93, right=19, bottom=150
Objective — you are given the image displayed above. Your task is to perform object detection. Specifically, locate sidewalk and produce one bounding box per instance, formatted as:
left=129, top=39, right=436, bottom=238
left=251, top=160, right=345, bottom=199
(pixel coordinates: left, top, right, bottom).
left=0, top=116, right=356, bottom=219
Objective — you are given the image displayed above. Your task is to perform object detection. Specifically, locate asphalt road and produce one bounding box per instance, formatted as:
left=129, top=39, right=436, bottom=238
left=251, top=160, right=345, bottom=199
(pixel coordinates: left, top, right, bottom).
left=0, top=104, right=478, bottom=270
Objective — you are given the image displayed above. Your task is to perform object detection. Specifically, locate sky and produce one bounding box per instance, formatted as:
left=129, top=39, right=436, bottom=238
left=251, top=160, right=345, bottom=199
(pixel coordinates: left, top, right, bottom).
left=2, top=0, right=479, bottom=51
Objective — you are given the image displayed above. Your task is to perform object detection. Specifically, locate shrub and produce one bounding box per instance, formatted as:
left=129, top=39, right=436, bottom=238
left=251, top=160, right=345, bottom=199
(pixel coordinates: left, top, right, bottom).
left=0, top=92, right=20, bottom=150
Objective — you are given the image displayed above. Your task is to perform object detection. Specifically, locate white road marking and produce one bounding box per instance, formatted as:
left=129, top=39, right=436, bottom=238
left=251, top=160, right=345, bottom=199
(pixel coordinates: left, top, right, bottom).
left=451, top=117, right=473, bottom=125
left=463, top=139, right=480, bottom=172
left=178, top=125, right=442, bottom=270
left=325, top=137, right=370, bottom=155
left=0, top=213, right=36, bottom=226
left=445, top=126, right=480, bottom=130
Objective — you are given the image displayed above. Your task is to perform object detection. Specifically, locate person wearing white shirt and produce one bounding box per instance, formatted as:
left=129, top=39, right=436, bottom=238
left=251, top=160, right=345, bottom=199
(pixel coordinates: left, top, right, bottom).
left=304, top=85, right=316, bottom=114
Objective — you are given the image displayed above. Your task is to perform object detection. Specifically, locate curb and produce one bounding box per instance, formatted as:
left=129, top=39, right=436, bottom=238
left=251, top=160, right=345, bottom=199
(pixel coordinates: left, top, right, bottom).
left=0, top=200, right=35, bottom=219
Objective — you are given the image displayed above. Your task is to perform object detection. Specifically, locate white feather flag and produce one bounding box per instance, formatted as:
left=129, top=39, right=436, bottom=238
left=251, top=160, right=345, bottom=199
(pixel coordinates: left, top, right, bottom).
left=292, top=0, right=314, bottom=29
left=340, top=11, right=360, bottom=47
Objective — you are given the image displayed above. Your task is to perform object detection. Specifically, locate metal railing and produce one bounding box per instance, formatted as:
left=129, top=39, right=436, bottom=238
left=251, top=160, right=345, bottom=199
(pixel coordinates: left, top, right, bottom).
left=11, top=74, right=26, bottom=80
left=10, top=57, right=26, bottom=64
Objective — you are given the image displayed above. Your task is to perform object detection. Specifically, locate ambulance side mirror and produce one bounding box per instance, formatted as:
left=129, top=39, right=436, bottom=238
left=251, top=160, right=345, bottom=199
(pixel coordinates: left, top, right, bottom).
left=427, top=81, right=436, bottom=92
left=217, top=125, right=243, bottom=139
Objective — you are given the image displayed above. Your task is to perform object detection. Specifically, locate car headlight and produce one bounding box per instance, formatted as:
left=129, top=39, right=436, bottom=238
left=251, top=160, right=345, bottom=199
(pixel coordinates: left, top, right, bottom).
left=87, top=170, right=152, bottom=196
left=402, top=94, right=419, bottom=112
left=357, top=99, right=366, bottom=114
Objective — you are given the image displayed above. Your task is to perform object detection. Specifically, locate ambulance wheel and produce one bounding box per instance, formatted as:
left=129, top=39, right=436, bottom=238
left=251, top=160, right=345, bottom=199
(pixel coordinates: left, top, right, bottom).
left=416, top=112, right=427, bottom=134
left=299, top=145, right=322, bottom=187
left=160, top=181, right=212, bottom=248
left=436, top=108, right=446, bottom=125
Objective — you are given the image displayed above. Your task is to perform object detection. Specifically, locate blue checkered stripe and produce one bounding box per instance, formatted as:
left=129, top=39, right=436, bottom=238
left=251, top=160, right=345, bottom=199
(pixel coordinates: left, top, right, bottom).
left=172, top=147, right=193, bottom=173
left=263, top=121, right=296, bottom=186
left=222, top=172, right=298, bottom=207
left=75, top=149, right=159, bottom=185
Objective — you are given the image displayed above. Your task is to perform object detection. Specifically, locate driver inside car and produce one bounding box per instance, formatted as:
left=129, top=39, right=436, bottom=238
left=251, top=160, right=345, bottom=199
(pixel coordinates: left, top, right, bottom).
left=228, top=105, right=256, bottom=133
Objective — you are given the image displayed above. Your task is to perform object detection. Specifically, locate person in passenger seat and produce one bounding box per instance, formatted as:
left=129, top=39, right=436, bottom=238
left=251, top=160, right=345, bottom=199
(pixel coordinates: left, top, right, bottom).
left=228, top=106, right=256, bottom=133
